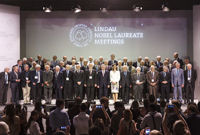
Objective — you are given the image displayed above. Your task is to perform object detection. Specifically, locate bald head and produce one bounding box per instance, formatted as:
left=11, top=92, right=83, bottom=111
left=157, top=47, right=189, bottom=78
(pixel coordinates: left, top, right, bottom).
left=0, top=121, right=9, bottom=135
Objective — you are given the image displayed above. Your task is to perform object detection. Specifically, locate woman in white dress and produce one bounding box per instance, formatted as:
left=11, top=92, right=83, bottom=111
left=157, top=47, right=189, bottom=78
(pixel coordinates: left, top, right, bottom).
left=110, top=64, right=120, bottom=102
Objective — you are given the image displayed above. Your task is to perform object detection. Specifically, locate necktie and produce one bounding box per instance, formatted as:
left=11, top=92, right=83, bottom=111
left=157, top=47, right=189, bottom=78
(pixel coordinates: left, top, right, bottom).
left=81, top=62, right=83, bottom=66
left=5, top=74, right=7, bottom=84
left=129, top=67, right=131, bottom=72
left=141, top=66, right=143, bottom=72
left=103, top=71, right=104, bottom=77
left=188, top=70, right=190, bottom=78
left=19, top=67, right=21, bottom=73
left=67, top=70, right=69, bottom=77
left=137, top=74, right=139, bottom=79
left=124, top=72, right=127, bottom=77
left=164, top=72, right=166, bottom=78
left=176, top=69, right=179, bottom=75
left=96, top=66, right=98, bottom=71
left=157, top=62, right=160, bottom=67
left=152, top=72, right=154, bottom=79
left=90, top=70, right=92, bottom=75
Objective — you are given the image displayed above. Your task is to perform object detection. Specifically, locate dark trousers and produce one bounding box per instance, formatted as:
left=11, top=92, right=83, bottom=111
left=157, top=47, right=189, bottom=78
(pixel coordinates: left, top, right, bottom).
left=94, top=87, right=99, bottom=99
left=64, top=85, right=73, bottom=99
left=161, top=86, right=170, bottom=103
left=122, top=87, right=130, bottom=104
left=31, top=83, right=42, bottom=102
left=55, top=88, right=62, bottom=99
left=87, top=86, right=94, bottom=101
left=11, top=86, right=19, bottom=104
left=75, top=86, right=83, bottom=99
left=0, top=84, right=8, bottom=105
left=186, top=83, right=194, bottom=103
left=99, top=86, right=108, bottom=99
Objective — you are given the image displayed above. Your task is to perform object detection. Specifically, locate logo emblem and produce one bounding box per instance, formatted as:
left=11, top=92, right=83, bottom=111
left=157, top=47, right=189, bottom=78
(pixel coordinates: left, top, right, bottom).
left=70, top=24, right=92, bottom=47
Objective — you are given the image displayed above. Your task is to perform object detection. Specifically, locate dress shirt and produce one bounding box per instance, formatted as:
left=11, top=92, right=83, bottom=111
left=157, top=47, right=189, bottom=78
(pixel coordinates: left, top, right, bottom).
left=14, top=71, right=18, bottom=79
left=73, top=112, right=89, bottom=135
left=102, top=70, right=105, bottom=76
left=87, top=61, right=94, bottom=66
left=137, top=62, right=140, bottom=67
left=36, top=71, right=40, bottom=83
left=49, top=108, right=71, bottom=131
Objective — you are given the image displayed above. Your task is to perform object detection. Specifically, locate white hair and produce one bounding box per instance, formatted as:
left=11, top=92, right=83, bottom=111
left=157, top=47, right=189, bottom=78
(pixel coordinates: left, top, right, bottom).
left=99, top=56, right=103, bottom=58
left=157, top=56, right=161, bottom=58
left=35, top=64, right=41, bottom=68
left=141, top=60, right=144, bottom=63
left=4, top=67, right=9, bottom=71
left=187, top=63, right=192, bottom=67
left=55, top=65, right=60, bottom=69
left=123, top=57, right=128, bottom=59
left=72, top=60, right=76, bottom=63
left=89, top=56, right=93, bottom=58
left=45, top=65, right=50, bottom=69
left=83, top=59, right=88, bottom=62
left=163, top=66, right=168, bottom=70
left=150, top=65, right=155, bottom=69
left=101, top=64, right=105, bottom=67
left=118, top=60, right=122, bottom=63
left=23, top=57, right=27, bottom=61
left=136, top=67, right=141, bottom=71
left=176, top=62, right=180, bottom=66
left=60, top=61, right=64, bottom=64
left=145, top=57, right=149, bottom=59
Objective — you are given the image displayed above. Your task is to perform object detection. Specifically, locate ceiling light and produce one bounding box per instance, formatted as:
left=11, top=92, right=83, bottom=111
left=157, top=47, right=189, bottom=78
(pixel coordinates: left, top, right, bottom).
left=72, top=4, right=81, bottom=13
left=162, top=4, right=170, bottom=12
left=133, top=5, right=142, bottom=12
left=43, top=6, right=52, bottom=13
left=100, top=4, right=109, bottom=13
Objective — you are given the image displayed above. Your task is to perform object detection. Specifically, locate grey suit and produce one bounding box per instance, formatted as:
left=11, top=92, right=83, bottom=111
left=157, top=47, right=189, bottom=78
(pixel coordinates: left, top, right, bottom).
left=171, top=68, right=184, bottom=103
left=43, top=70, right=53, bottom=103
left=146, top=71, right=159, bottom=98
left=132, top=72, right=146, bottom=102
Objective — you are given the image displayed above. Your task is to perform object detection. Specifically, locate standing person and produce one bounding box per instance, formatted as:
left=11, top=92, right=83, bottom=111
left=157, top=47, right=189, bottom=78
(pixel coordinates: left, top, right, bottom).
left=146, top=66, right=159, bottom=99
left=155, top=56, right=163, bottom=70
left=159, top=66, right=171, bottom=103
left=132, top=67, right=146, bottom=104
left=0, top=67, right=9, bottom=105
left=171, top=62, right=184, bottom=103
left=21, top=65, right=31, bottom=105
left=35, top=54, right=43, bottom=66
left=144, top=57, right=150, bottom=68
left=63, top=65, right=74, bottom=100
left=30, top=64, right=43, bottom=103
left=173, top=52, right=184, bottom=68
left=133, top=56, right=142, bottom=68
left=108, top=54, right=118, bottom=65
left=110, top=64, right=120, bottom=103
left=43, top=65, right=53, bottom=104
left=97, top=64, right=110, bottom=99
left=120, top=65, right=132, bottom=104
left=1, top=104, right=21, bottom=135
left=184, top=64, right=197, bottom=103
left=84, top=63, right=97, bottom=102
left=9, top=66, right=21, bottom=104
left=93, top=59, right=101, bottom=99
left=53, top=66, right=64, bottom=99
left=73, top=65, right=85, bottom=99
left=98, top=56, right=104, bottom=65
left=50, top=55, right=60, bottom=69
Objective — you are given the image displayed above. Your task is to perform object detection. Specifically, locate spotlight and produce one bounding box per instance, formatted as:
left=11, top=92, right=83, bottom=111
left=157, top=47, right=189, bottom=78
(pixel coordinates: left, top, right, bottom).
left=133, top=4, right=142, bottom=12
left=162, top=4, right=170, bottom=12
left=100, top=4, right=109, bottom=13
left=72, top=4, right=81, bottom=13
left=43, top=6, right=52, bottom=13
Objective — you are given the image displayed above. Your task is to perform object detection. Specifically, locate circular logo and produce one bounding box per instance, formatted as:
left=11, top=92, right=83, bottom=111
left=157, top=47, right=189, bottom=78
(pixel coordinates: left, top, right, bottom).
left=70, top=24, right=92, bottom=47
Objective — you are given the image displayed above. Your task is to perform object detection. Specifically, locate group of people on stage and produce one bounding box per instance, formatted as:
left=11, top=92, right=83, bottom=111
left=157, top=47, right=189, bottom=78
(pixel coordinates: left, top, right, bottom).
left=0, top=52, right=197, bottom=105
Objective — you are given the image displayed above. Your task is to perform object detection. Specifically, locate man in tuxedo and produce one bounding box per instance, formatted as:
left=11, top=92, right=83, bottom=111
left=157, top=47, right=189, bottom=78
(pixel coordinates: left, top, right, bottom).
left=13, top=59, right=22, bottom=73
left=30, top=64, right=43, bottom=103
left=43, top=65, right=53, bottom=104
left=108, top=54, right=118, bottom=65
left=182, top=57, right=190, bottom=71
left=171, top=62, right=184, bottom=103
left=155, top=56, right=163, bottom=70
left=97, top=64, right=110, bottom=98
left=53, top=66, right=64, bottom=99
left=9, top=66, right=21, bottom=104
left=184, top=64, right=197, bottom=103
left=21, top=64, right=31, bottom=105
left=70, top=60, right=77, bottom=72
left=0, top=67, right=9, bottom=105
left=78, top=56, right=84, bottom=67
left=93, top=59, right=101, bottom=99
left=132, top=67, right=146, bottom=103
left=73, top=65, right=85, bottom=99
left=51, top=55, right=60, bottom=68
left=146, top=66, right=159, bottom=98
left=159, top=66, right=171, bottom=103
left=104, top=60, right=112, bottom=71
left=98, top=56, right=104, bottom=65
left=63, top=56, right=71, bottom=66
left=173, top=52, right=184, bottom=68
left=117, top=60, right=123, bottom=72
left=84, top=63, right=97, bottom=101
left=144, top=57, right=150, bottom=68
left=35, top=54, right=43, bottom=66
left=133, top=56, right=142, bottom=68
left=59, top=61, right=65, bottom=72
left=140, top=60, right=148, bottom=74
left=41, top=58, right=47, bottom=70
left=120, top=66, right=132, bottom=104
left=87, top=56, right=94, bottom=66
left=81, top=60, right=89, bottom=71
left=63, top=65, right=74, bottom=99
left=122, top=57, right=128, bottom=66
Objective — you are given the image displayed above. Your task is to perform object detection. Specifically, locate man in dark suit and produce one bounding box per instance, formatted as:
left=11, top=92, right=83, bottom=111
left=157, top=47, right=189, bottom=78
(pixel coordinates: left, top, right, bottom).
left=73, top=65, right=85, bottom=99
left=0, top=67, right=9, bottom=105
left=159, top=66, right=171, bottom=103
left=98, top=56, right=104, bottom=65
left=80, top=60, right=89, bottom=71
left=182, top=56, right=191, bottom=71
left=120, top=65, right=132, bottom=104
left=13, top=59, right=23, bottom=73
left=140, top=60, right=148, bottom=74
left=133, top=56, right=142, bottom=68
left=9, top=66, right=21, bottom=104
left=41, top=58, right=47, bottom=70
left=184, top=64, right=197, bottom=103
left=30, top=64, right=43, bottom=102
left=173, top=52, right=184, bottom=68
left=21, top=64, right=31, bottom=105
left=93, top=59, right=101, bottom=99
left=22, top=58, right=31, bottom=70
left=51, top=55, right=60, bottom=68
left=132, top=67, right=146, bottom=103
left=35, top=54, right=43, bottom=66
left=104, top=60, right=112, bottom=71
left=84, top=63, right=97, bottom=101
left=122, top=57, right=129, bottom=66
left=155, top=56, right=163, bottom=70
left=63, top=56, right=72, bottom=66
left=53, top=66, right=64, bottom=99
left=108, top=54, right=118, bottom=66
left=144, top=57, right=150, bottom=68
left=63, top=65, right=74, bottom=99
left=97, top=64, right=110, bottom=98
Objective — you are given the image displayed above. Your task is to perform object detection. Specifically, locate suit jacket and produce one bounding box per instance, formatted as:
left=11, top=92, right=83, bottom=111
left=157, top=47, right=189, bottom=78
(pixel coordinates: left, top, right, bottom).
left=98, top=61, right=104, bottom=65
left=35, top=60, right=43, bottom=66
left=146, top=71, right=159, bottom=87
left=80, top=66, right=89, bottom=72
left=84, top=69, right=97, bottom=87
left=12, top=64, right=23, bottom=73
left=9, top=71, right=21, bottom=90
left=70, top=65, right=76, bottom=73
left=50, top=60, right=60, bottom=68
left=0, top=72, right=9, bottom=90
left=120, top=71, right=132, bottom=88
left=117, top=66, right=123, bottom=72
left=158, top=65, right=170, bottom=72
left=111, top=111, right=123, bottom=135
left=184, top=69, right=197, bottom=89
left=171, top=68, right=184, bottom=86
left=64, top=60, right=72, bottom=66
left=105, top=65, right=112, bottom=71
left=173, top=58, right=183, bottom=68
left=159, top=71, right=171, bottom=87
left=132, top=72, right=146, bottom=90
left=122, top=62, right=129, bottom=66
left=30, top=70, right=43, bottom=87
left=185, top=114, right=200, bottom=135
left=108, top=60, right=118, bottom=66
left=140, top=66, right=148, bottom=74
left=21, top=70, right=31, bottom=87
left=41, top=62, right=47, bottom=70
left=53, top=72, right=63, bottom=89
left=155, top=61, right=163, bottom=69
left=63, top=70, right=74, bottom=88
left=128, top=66, right=136, bottom=76
left=73, top=70, right=85, bottom=87
left=97, top=70, right=110, bottom=88
left=43, top=70, right=53, bottom=88
left=132, top=62, right=139, bottom=68
left=93, top=65, right=101, bottom=73
left=144, top=62, right=150, bottom=68
left=22, top=63, right=31, bottom=71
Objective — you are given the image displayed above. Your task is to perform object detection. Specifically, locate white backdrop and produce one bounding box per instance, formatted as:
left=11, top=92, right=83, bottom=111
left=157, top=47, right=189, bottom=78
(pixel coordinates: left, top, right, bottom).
left=0, top=4, right=20, bottom=71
